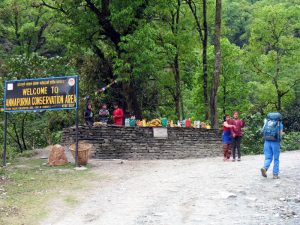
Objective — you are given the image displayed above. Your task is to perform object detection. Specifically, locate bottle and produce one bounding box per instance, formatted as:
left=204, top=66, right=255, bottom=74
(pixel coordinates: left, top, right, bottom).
left=125, top=118, right=130, bottom=127
left=186, top=118, right=191, bottom=128
left=181, top=120, right=185, bottom=127
left=177, top=120, right=181, bottom=127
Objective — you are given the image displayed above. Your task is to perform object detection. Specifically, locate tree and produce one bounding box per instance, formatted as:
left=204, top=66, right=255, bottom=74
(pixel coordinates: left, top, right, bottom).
left=39, top=0, right=152, bottom=118
left=223, top=0, right=252, bottom=47
left=0, top=0, right=66, bottom=56
left=217, top=38, right=250, bottom=116
left=186, top=0, right=210, bottom=120
left=210, top=0, right=222, bottom=128
left=245, top=3, right=300, bottom=111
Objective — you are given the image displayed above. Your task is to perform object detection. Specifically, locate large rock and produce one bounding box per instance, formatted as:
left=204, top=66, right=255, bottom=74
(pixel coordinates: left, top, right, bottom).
left=48, top=144, right=68, bottom=166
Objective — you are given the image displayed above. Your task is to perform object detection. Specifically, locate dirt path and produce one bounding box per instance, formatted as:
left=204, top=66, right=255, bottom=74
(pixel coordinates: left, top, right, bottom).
left=42, top=151, right=300, bottom=225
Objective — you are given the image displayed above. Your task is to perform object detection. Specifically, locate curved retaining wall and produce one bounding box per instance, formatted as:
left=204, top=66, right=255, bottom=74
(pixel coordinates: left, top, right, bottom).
left=61, top=126, right=222, bottom=160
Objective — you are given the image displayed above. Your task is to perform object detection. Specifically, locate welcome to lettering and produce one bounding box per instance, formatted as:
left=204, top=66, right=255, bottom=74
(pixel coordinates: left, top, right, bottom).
left=22, top=87, right=48, bottom=96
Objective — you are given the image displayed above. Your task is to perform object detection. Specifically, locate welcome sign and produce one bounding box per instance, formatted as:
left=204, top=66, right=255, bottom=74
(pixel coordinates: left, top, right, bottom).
left=4, top=76, right=78, bottom=112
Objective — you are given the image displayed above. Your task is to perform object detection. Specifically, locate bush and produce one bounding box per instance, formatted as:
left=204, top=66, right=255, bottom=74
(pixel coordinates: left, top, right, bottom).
left=18, top=150, right=38, bottom=158
left=242, top=113, right=264, bottom=155
left=51, top=131, right=63, bottom=144
left=281, top=132, right=300, bottom=152
left=0, top=145, right=19, bottom=162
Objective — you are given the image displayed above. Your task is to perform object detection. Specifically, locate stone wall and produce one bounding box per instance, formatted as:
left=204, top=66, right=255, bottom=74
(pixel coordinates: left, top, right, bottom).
left=61, top=126, right=222, bottom=160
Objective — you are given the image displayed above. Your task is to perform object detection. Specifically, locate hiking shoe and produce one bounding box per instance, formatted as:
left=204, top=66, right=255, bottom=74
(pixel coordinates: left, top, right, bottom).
left=232, top=159, right=236, bottom=162
left=273, top=174, right=279, bottom=179
left=237, top=158, right=241, bottom=161
left=261, top=168, right=267, bottom=178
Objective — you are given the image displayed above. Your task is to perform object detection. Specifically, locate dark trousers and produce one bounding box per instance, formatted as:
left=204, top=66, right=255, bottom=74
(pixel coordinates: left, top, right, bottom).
left=232, top=136, right=242, bottom=159
left=85, top=118, right=93, bottom=128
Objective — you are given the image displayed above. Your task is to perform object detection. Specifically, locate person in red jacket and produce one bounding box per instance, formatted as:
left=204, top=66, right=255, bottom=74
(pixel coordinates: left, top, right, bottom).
left=112, top=103, right=124, bottom=126
left=230, top=111, right=245, bottom=161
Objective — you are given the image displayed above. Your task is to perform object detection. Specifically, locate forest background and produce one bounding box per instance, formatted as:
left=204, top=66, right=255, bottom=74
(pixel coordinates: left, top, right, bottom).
left=0, top=0, right=299, bottom=159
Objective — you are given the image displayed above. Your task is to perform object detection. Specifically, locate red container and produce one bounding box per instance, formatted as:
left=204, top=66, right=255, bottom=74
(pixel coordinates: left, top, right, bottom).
left=185, top=119, right=191, bottom=127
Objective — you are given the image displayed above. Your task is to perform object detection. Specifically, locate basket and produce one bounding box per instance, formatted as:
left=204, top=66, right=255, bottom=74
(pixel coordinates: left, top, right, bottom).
left=69, top=142, right=92, bottom=165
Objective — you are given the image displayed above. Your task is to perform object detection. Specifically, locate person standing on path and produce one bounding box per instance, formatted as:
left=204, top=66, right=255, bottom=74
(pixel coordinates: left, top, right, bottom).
left=112, top=102, right=124, bottom=126
left=222, top=115, right=236, bottom=161
left=230, top=112, right=245, bottom=161
left=260, top=112, right=284, bottom=179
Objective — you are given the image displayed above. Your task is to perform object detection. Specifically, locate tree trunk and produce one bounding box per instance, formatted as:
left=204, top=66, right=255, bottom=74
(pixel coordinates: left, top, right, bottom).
left=274, top=53, right=281, bottom=111
left=277, top=93, right=281, bottom=112
left=174, top=51, right=182, bottom=120
left=129, top=80, right=142, bottom=119
left=203, top=0, right=209, bottom=120
left=180, top=94, right=185, bottom=119
left=170, top=0, right=183, bottom=120
left=210, top=0, right=222, bottom=129
left=122, top=80, right=142, bottom=119
left=12, top=119, right=24, bottom=152
left=21, top=113, right=28, bottom=150
left=84, top=0, right=149, bottom=116
left=223, top=76, right=226, bottom=115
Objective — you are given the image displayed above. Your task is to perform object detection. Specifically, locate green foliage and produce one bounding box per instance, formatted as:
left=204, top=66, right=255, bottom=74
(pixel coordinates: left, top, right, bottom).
left=4, top=54, right=75, bottom=79
left=244, top=2, right=300, bottom=111
left=0, top=0, right=67, bottom=56
left=0, top=0, right=299, bottom=156
left=281, top=132, right=300, bottom=152
left=282, top=95, right=300, bottom=132
left=0, top=145, right=19, bottom=161
left=242, top=113, right=264, bottom=155
left=223, top=0, right=252, bottom=46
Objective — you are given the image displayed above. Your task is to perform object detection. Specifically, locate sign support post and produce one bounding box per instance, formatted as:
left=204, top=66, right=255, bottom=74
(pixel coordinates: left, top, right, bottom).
left=75, top=77, right=79, bottom=167
left=3, top=112, right=7, bottom=167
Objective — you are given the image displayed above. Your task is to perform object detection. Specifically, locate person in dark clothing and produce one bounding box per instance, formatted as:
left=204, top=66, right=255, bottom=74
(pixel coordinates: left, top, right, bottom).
left=98, top=104, right=110, bottom=123
left=230, top=112, right=245, bottom=161
left=84, top=103, right=94, bottom=127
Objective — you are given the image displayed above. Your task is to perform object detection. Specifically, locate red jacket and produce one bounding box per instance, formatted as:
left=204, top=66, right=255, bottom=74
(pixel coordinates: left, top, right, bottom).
left=113, top=108, right=124, bottom=125
left=230, top=119, right=245, bottom=137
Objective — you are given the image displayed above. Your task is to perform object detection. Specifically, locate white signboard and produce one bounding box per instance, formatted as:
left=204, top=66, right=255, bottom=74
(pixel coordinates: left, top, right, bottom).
left=153, top=127, right=168, bottom=139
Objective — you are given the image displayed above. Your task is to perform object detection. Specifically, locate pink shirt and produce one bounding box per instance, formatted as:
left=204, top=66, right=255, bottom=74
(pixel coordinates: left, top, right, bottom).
left=230, top=119, right=245, bottom=136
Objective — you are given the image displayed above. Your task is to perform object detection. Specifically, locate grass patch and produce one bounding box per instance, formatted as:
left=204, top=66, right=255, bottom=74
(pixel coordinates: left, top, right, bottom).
left=64, top=195, right=79, bottom=207
left=0, top=158, right=96, bottom=225
left=18, top=150, right=39, bottom=158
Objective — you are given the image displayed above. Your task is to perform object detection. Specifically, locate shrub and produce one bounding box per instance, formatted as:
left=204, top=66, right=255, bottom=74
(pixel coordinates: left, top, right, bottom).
left=281, top=132, right=300, bottom=152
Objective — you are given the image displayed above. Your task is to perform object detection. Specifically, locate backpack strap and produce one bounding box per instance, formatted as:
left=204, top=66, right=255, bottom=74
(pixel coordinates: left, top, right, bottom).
left=261, top=118, right=267, bottom=133
left=277, top=121, right=281, bottom=141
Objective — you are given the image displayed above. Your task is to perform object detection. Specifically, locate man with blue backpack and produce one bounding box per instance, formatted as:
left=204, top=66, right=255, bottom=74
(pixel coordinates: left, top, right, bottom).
left=260, top=112, right=284, bottom=179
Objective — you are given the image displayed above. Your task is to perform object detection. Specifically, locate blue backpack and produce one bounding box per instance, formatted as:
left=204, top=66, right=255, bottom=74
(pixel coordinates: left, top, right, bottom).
left=262, top=112, right=282, bottom=141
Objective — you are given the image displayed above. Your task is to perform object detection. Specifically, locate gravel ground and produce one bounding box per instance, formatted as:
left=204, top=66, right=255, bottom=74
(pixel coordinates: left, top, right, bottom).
left=41, top=150, right=300, bottom=225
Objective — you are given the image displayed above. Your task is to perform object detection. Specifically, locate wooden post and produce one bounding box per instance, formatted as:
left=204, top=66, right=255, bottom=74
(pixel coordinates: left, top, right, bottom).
left=3, top=113, right=8, bottom=167
left=75, top=76, right=79, bottom=167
